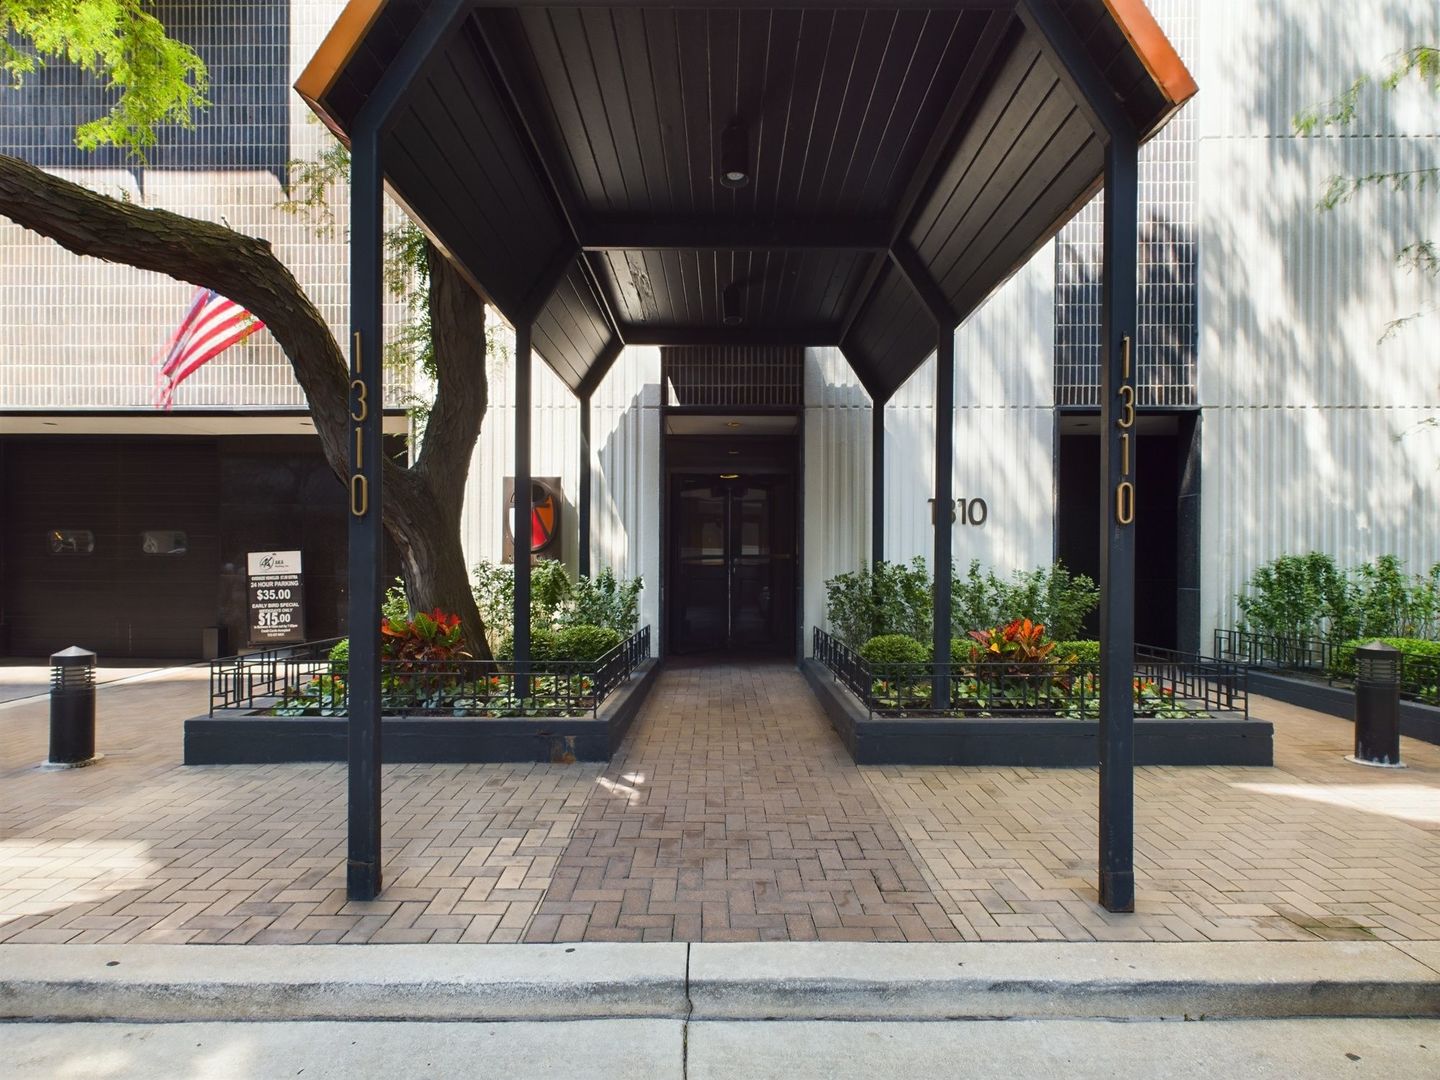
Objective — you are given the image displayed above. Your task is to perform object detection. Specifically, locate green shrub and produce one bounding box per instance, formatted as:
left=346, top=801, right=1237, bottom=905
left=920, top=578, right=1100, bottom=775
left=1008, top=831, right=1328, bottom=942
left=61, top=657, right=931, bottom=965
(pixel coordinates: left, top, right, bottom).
left=329, top=637, right=349, bottom=675
left=474, top=560, right=643, bottom=652
left=952, top=560, right=1098, bottom=642
left=381, top=577, right=410, bottom=626
left=562, top=567, right=643, bottom=635
left=496, top=627, right=558, bottom=663
left=551, top=624, right=623, bottom=663
left=1236, top=552, right=1354, bottom=641
left=531, top=559, right=573, bottom=619
left=1055, top=640, right=1100, bottom=666
left=1327, top=637, right=1440, bottom=678
left=1352, top=555, right=1440, bottom=639
left=860, top=634, right=929, bottom=670
left=1235, top=553, right=1440, bottom=642
left=825, top=557, right=932, bottom=647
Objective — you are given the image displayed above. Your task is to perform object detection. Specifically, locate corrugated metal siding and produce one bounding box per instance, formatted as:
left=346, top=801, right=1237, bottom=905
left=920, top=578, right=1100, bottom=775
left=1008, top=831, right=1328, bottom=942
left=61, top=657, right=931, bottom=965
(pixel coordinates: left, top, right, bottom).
left=461, top=343, right=661, bottom=637
left=802, top=347, right=870, bottom=646
left=0, top=1, right=409, bottom=411
left=823, top=247, right=1057, bottom=650
left=1196, top=0, right=1440, bottom=645
left=591, top=347, right=663, bottom=637
left=1201, top=407, right=1440, bottom=637
left=1199, top=0, right=1438, bottom=140
left=461, top=346, right=580, bottom=570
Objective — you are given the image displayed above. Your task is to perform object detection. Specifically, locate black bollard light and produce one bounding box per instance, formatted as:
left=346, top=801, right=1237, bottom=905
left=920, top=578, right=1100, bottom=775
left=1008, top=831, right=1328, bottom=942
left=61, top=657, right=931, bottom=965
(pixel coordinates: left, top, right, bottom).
left=48, top=646, right=99, bottom=768
left=1348, top=641, right=1403, bottom=769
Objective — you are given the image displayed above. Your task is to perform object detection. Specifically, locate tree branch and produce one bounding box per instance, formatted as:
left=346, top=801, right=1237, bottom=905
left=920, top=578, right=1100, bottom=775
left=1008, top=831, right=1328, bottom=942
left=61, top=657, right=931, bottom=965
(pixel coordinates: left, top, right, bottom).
left=0, top=151, right=363, bottom=483
left=414, top=239, right=488, bottom=509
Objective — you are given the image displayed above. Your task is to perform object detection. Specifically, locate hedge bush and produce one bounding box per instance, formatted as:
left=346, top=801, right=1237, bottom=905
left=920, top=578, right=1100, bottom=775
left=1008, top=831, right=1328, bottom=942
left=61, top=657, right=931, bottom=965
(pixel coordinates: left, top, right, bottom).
left=860, top=634, right=929, bottom=670
left=1055, top=640, right=1100, bottom=666
left=552, top=625, right=623, bottom=663
left=496, top=627, right=558, bottom=663
left=1327, top=637, right=1440, bottom=679
left=496, top=625, right=623, bottom=664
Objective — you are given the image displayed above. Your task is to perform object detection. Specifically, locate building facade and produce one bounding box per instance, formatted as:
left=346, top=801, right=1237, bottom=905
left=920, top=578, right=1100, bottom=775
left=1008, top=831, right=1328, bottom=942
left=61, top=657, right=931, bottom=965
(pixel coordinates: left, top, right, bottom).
left=2, top=0, right=1437, bottom=662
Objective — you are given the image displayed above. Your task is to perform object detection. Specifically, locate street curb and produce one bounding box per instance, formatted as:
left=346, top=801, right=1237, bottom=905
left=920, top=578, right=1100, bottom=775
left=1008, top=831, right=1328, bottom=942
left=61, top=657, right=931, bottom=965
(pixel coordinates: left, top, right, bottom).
left=0, top=941, right=1437, bottom=1023
left=687, top=942, right=1440, bottom=1020
left=0, top=943, right=689, bottom=1023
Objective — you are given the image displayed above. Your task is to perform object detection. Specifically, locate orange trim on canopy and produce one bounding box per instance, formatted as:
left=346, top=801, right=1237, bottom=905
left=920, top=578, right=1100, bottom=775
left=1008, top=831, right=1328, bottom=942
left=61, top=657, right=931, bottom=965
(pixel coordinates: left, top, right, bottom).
left=294, top=0, right=390, bottom=140
left=1102, top=0, right=1198, bottom=107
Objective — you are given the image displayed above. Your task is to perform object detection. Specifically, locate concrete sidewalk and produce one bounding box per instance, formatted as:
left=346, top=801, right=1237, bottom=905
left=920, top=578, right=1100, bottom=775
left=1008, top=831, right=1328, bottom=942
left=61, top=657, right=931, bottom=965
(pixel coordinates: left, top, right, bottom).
left=4, top=1018, right=1437, bottom=1080
left=3, top=940, right=1438, bottom=1022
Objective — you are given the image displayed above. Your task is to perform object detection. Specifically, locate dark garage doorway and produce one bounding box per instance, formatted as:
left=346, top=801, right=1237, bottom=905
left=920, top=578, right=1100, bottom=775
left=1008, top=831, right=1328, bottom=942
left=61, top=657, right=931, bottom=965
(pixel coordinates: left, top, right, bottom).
left=1056, top=412, right=1200, bottom=652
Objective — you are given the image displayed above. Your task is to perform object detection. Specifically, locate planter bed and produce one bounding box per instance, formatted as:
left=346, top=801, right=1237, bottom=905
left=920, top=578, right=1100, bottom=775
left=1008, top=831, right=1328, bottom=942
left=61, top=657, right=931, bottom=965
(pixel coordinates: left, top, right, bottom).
left=802, top=659, right=1273, bottom=767
left=184, top=658, right=657, bottom=765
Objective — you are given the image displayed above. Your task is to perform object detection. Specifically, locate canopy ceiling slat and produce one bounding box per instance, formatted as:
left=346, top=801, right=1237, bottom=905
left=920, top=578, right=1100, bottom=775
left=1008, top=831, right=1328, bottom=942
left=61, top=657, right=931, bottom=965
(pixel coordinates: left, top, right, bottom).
left=297, top=0, right=1196, bottom=401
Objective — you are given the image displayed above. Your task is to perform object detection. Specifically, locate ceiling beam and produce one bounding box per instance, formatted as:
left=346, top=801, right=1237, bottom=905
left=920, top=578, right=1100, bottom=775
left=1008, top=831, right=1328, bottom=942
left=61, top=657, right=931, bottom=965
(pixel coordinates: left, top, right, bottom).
left=840, top=8, right=1018, bottom=346
left=580, top=219, right=891, bottom=253
left=890, top=243, right=958, bottom=326
left=518, top=245, right=579, bottom=324
left=1017, top=0, right=1133, bottom=141
left=622, top=325, right=842, bottom=348
left=576, top=338, right=625, bottom=400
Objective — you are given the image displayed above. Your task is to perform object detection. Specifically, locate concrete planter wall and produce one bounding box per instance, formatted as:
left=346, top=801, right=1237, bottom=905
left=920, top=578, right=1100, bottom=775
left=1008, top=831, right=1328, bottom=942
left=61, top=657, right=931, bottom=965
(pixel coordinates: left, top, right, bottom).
left=802, top=659, right=1273, bottom=767
left=1245, top=669, right=1440, bottom=748
left=185, top=659, right=657, bottom=764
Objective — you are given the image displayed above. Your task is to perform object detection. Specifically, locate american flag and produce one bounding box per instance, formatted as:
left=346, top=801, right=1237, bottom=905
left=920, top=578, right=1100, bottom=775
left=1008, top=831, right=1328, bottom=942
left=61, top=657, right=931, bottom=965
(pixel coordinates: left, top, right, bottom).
left=154, top=287, right=266, bottom=409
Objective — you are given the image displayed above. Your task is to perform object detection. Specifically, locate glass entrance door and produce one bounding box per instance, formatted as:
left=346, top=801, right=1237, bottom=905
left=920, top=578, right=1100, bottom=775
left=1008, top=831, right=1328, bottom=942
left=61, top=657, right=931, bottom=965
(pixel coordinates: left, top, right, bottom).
left=670, top=475, right=794, bottom=654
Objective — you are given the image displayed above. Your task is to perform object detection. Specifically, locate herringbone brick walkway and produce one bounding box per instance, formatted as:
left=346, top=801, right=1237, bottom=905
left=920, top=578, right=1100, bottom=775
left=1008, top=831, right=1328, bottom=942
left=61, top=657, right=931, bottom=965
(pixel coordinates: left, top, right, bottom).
left=1, top=659, right=1437, bottom=944
left=524, top=659, right=955, bottom=942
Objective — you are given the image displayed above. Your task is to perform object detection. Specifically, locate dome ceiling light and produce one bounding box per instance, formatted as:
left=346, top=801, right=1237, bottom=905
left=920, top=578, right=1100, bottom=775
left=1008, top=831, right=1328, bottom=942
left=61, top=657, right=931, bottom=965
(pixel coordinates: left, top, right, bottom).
left=720, top=120, right=749, bottom=188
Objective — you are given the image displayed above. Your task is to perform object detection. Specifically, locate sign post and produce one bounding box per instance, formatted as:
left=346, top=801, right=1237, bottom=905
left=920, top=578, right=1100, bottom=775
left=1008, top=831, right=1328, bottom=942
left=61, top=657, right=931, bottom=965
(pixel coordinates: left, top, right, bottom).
left=246, top=550, right=305, bottom=646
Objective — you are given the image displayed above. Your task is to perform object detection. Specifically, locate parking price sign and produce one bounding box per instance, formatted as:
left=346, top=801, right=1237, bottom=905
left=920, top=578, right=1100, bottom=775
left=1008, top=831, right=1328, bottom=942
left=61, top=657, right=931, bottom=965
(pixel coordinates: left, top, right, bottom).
left=247, top=550, right=305, bottom=645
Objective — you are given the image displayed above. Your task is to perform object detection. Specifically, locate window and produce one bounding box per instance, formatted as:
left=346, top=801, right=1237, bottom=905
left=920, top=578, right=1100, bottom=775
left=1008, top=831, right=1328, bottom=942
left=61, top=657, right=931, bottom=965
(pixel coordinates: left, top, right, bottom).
left=50, top=530, right=95, bottom=554
left=141, top=530, right=188, bottom=556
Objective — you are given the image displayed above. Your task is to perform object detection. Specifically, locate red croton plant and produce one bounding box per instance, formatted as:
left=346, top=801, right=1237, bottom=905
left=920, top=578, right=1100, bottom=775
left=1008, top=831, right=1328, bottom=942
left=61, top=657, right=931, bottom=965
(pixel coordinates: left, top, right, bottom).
left=961, top=618, right=1057, bottom=665
left=380, top=609, right=472, bottom=664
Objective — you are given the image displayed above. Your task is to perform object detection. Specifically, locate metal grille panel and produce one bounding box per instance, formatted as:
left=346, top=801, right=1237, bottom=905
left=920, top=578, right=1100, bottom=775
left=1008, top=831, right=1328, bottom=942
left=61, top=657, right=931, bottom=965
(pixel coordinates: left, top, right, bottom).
left=662, top=347, right=803, bottom=409
left=1055, top=0, right=1197, bottom=409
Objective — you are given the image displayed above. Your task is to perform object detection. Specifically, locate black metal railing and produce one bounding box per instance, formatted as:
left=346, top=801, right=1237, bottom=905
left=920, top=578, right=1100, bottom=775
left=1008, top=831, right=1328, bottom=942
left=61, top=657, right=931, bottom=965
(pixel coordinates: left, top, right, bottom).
left=1215, top=627, right=1440, bottom=705
left=1212, top=628, right=1336, bottom=674
left=210, top=626, right=651, bottom=719
left=210, top=637, right=344, bottom=715
left=815, top=628, right=1248, bottom=721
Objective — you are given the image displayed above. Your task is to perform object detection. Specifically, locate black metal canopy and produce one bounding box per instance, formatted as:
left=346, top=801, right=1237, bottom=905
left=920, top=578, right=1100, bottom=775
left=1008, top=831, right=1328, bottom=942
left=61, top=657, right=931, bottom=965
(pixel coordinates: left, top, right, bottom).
left=299, top=0, right=1194, bottom=403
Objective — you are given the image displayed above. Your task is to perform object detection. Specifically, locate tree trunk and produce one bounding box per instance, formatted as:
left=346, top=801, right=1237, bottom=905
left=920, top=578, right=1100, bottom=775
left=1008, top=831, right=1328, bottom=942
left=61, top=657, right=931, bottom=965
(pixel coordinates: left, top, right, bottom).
left=0, top=152, right=492, bottom=656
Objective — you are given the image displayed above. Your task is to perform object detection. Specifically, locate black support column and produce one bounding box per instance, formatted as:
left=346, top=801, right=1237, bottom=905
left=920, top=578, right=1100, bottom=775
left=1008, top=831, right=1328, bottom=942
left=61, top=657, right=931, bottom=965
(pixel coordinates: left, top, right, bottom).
left=342, top=0, right=472, bottom=903
left=346, top=125, right=384, bottom=902
left=872, top=400, right=885, bottom=566
left=513, top=324, right=533, bottom=696
left=1098, top=132, right=1140, bottom=914
left=578, top=392, right=592, bottom=578
left=932, top=328, right=955, bottom=706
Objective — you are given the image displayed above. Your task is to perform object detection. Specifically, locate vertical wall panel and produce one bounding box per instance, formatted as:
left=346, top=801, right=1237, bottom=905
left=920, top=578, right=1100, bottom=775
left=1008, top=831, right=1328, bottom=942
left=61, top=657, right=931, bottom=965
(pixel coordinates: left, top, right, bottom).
left=803, top=347, right=870, bottom=650
left=461, top=339, right=580, bottom=572
left=1196, top=0, right=1440, bottom=643
left=879, top=243, right=1057, bottom=616
left=458, top=339, right=661, bottom=642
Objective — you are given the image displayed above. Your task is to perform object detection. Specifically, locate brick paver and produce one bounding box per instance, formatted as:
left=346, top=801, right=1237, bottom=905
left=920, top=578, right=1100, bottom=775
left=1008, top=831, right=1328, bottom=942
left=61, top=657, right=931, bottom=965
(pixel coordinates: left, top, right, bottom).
left=525, top=660, right=955, bottom=943
left=1, top=660, right=1437, bottom=944
left=0, top=668, right=598, bottom=944
left=865, top=697, right=1440, bottom=942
